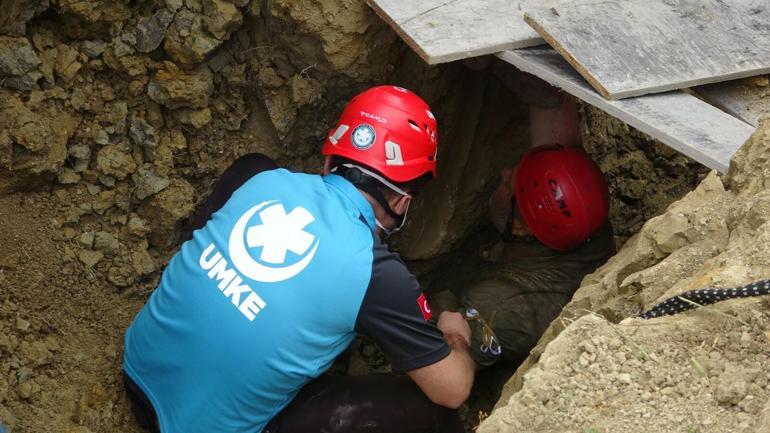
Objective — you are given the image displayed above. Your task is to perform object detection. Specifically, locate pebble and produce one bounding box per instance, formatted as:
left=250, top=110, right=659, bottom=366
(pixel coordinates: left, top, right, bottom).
left=133, top=8, right=176, bottom=53
left=107, top=264, right=135, bottom=287
left=85, top=183, right=101, bottom=195
left=57, top=169, right=81, bottom=185
left=94, top=231, right=120, bottom=255
left=617, top=373, right=633, bottom=385
left=15, top=317, right=30, bottom=332
left=78, top=232, right=95, bottom=248
left=127, top=214, right=151, bottom=236
left=81, top=40, right=107, bottom=58
left=131, top=246, right=156, bottom=276
left=132, top=168, right=170, bottom=200
left=77, top=250, right=104, bottom=268
left=578, top=353, right=590, bottom=367
left=0, top=36, right=42, bottom=90
left=17, top=380, right=39, bottom=400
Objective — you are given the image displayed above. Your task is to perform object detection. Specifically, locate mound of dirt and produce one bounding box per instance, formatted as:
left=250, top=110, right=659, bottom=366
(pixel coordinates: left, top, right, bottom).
left=480, top=312, right=770, bottom=433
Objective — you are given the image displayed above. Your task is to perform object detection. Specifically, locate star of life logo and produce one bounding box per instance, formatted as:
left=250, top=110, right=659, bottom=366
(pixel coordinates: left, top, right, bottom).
left=198, top=201, right=319, bottom=321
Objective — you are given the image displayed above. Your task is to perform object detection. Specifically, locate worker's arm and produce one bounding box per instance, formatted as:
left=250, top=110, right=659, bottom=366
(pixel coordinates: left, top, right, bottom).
left=407, top=311, right=475, bottom=409
left=355, top=241, right=474, bottom=408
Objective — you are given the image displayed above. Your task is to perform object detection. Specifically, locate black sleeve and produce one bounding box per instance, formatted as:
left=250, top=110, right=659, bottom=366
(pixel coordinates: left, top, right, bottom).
left=191, top=153, right=278, bottom=230
left=355, top=240, right=450, bottom=372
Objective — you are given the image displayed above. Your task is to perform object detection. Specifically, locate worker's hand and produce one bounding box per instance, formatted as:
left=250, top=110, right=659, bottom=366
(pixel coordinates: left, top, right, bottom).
left=437, top=311, right=472, bottom=346
left=489, top=168, right=516, bottom=233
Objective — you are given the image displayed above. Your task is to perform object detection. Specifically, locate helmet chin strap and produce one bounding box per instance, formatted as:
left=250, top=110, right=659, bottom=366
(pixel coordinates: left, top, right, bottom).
left=331, top=163, right=411, bottom=237
left=375, top=219, right=393, bottom=237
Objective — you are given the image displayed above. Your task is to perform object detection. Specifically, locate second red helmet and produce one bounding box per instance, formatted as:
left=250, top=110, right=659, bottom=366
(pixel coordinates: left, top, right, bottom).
left=321, top=86, right=438, bottom=183
left=514, top=145, right=610, bottom=251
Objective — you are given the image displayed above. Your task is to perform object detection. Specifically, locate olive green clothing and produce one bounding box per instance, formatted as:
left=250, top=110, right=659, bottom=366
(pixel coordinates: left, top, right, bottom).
left=461, top=224, right=615, bottom=366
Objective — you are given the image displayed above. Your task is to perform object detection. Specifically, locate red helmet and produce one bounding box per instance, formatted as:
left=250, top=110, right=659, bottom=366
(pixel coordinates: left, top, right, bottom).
left=321, top=86, right=438, bottom=183
left=514, top=145, right=609, bottom=251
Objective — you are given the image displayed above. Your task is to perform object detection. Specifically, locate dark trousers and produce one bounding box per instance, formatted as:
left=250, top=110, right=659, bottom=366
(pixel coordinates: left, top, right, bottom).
left=124, top=372, right=463, bottom=433
left=124, top=373, right=160, bottom=433
left=263, top=374, right=464, bottom=433
left=125, top=153, right=464, bottom=433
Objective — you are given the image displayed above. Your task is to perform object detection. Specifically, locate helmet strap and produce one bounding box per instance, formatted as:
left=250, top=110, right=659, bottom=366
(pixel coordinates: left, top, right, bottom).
left=331, top=164, right=410, bottom=236
left=500, top=195, right=518, bottom=243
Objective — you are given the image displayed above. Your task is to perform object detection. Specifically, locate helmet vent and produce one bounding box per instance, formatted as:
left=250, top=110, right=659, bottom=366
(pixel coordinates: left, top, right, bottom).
left=329, top=124, right=349, bottom=145
left=548, top=180, right=572, bottom=217
left=408, top=119, right=421, bottom=132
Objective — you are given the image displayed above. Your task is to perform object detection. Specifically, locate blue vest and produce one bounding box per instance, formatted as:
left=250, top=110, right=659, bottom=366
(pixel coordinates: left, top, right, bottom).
left=124, top=169, right=377, bottom=433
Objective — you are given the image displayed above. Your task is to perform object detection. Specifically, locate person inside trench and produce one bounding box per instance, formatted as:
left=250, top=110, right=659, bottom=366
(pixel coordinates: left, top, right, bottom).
left=442, top=143, right=615, bottom=373
left=434, top=60, right=615, bottom=380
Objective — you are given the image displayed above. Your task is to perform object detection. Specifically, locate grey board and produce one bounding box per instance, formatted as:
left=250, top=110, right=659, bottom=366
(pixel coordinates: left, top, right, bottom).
left=365, top=0, right=567, bottom=64
left=497, top=47, right=756, bottom=172
left=524, top=0, right=770, bottom=99
left=694, top=78, right=770, bottom=128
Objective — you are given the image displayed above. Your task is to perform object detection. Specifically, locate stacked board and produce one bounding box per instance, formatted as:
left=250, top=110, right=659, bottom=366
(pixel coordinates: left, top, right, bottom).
left=524, top=0, right=770, bottom=99
left=366, top=0, right=764, bottom=171
left=497, top=47, right=755, bottom=172
left=365, top=0, right=561, bottom=64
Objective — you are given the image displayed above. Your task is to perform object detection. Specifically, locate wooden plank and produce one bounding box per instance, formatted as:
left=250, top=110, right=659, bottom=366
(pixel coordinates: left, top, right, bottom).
left=694, top=77, right=770, bottom=128
left=497, top=47, right=756, bottom=172
left=524, top=0, right=770, bottom=99
left=365, top=0, right=563, bottom=65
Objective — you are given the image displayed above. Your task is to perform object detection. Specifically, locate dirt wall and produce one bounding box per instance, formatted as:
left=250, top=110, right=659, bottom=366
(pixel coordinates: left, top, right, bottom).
left=581, top=105, right=709, bottom=243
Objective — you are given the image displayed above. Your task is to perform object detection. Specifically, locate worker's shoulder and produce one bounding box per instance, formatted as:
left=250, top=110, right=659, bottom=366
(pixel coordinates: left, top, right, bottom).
left=245, top=166, right=317, bottom=184
left=238, top=168, right=337, bottom=204
left=368, top=238, right=418, bottom=289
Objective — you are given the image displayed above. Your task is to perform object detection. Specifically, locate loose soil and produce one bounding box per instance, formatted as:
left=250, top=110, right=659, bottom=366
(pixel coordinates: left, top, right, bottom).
left=0, top=192, right=144, bottom=433
left=479, top=311, right=770, bottom=433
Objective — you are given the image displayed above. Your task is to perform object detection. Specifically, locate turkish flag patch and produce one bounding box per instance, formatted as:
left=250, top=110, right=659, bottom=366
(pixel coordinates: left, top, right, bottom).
left=416, top=293, right=432, bottom=321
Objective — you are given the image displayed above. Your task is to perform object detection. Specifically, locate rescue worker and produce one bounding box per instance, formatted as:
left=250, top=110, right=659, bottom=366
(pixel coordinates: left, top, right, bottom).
left=454, top=58, right=612, bottom=368
left=458, top=144, right=615, bottom=367
left=122, top=86, right=475, bottom=433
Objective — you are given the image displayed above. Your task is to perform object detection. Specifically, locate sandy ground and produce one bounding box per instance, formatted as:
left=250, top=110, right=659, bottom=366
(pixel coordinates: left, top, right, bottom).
left=479, top=311, right=770, bottom=433
left=0, top=191, right=144, bottom=433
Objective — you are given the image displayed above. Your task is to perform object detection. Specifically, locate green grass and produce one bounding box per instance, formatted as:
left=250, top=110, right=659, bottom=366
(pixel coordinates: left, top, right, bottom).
left=677, top=296, right=751, bottom=327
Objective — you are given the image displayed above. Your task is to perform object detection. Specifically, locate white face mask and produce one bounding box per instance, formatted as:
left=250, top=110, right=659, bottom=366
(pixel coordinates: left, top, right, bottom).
left=334, top=164, right=412, bottom=238
left=375, top=199, right=411, bottom=238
